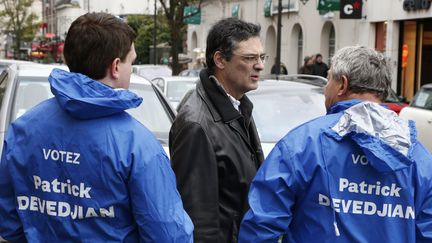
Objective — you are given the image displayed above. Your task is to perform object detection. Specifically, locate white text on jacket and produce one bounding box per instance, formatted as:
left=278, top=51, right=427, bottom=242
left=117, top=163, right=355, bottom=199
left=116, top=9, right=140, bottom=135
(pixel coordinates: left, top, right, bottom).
left=43, top=148, right=80, bottom=164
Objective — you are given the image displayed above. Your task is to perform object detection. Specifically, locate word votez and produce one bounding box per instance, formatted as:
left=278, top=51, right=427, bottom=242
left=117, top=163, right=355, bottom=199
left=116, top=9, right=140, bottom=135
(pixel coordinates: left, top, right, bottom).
left=43, top=148, right=80, bottom=164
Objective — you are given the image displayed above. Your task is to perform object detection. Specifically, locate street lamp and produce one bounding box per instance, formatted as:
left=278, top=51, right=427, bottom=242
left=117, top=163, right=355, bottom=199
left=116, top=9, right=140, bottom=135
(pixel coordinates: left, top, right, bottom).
left=153, top=0, right=157, bottom=64
left=275, top=0, right=282, bottom=75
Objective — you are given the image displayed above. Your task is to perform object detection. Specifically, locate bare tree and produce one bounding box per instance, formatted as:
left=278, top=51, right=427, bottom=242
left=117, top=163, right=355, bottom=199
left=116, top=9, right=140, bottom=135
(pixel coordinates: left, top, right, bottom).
left=0, top=0, right=38, bottom=59
left=159, top=0, right=204, bottom=75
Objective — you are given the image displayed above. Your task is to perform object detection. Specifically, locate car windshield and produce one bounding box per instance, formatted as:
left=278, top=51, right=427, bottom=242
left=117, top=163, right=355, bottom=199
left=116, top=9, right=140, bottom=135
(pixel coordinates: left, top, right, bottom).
left=166, top=81, right=196, bottom=102
left=127, top=83, right=172, bottom=134
left=411, top=87, right=432, bottom=110
left=248, top=81, right=326, bottom=143
left=12, top=78, right=172, bottom=138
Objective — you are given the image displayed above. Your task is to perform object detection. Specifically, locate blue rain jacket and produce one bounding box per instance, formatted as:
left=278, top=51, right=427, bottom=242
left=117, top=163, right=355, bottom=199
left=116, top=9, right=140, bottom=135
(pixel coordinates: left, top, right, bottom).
left=239, top=99, right=432, bottom=242
left=0, top=69, right=193, bottom=242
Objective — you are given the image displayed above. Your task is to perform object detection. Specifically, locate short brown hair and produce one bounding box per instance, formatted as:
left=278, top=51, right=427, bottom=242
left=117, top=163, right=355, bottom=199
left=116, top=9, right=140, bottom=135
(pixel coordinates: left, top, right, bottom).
left=63, top=13, right=136, bottom=80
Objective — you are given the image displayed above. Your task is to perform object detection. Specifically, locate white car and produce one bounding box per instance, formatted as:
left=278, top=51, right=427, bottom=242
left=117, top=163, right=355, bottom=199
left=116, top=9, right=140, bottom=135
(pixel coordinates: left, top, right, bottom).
left=399, top=84, right=432, bottom=152
left=248, top=74, right=327, bottom=157
left=151, top=76, right=198, bottom=109
left=0, top=63, right=175, bottom=156
left=132, top=64, right=172, bottom=80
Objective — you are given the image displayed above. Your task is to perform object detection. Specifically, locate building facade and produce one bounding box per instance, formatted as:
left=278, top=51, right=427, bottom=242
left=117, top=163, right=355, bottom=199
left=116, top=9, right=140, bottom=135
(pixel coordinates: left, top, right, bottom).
left=187, top=0, right=432, bottom=100
left=44, top=0, right=156, bottom=41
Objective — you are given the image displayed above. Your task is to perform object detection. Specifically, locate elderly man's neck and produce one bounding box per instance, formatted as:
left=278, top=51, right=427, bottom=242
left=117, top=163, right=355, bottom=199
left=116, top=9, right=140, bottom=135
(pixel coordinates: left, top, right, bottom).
left=344, top=92, right=383, bottom=104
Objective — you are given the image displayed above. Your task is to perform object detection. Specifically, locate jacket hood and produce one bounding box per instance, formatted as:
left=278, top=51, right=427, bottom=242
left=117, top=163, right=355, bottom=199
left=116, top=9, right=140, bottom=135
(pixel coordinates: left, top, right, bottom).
left=49, top=68, right=142, bottom=119
left=326, top=100, right=415, bottom=173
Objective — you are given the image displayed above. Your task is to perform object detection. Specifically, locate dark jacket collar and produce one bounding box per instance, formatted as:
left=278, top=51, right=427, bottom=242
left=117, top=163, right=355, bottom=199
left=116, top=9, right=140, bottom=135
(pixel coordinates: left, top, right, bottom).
left=199, top=69, right=253, bottom=123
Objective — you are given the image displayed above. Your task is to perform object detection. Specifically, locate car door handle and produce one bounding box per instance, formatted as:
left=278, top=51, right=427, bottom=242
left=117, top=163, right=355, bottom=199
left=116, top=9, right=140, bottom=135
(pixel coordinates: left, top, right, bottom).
left=428, top=119, right=432, bottom=124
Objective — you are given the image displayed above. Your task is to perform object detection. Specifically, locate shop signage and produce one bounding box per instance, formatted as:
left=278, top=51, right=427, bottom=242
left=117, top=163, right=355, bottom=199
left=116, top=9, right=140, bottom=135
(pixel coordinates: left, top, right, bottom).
left=232, top=4, right=240, bottom=18
left=184, top=6, right=201, bottom=25
left=317, top=0, right=340, bottom=11
left=264, top=0, right=272, bottom=17
left=340, top=0, right=362, bottom=19
left=403, top=0, right=431, bottom=11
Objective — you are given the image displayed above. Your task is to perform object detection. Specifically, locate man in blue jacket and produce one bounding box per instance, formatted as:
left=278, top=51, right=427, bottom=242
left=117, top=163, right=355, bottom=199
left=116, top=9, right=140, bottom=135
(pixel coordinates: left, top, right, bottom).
left=239, top=45, right=432, bottom=242
left=0, top=13, right=193, bottom=242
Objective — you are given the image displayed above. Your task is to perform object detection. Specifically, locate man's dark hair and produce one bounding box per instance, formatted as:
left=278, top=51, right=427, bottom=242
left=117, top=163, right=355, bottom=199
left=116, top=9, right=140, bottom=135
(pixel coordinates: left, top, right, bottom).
left=206, top=18, right=261, bottom=74
left=63, top=13, right=136, bottom=80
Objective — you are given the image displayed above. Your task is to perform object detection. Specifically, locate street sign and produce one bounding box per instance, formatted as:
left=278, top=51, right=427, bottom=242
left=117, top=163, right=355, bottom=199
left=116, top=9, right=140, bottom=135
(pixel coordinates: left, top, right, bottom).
left=232, top=3, right=240, bottom=18
left=264, top=0, right=272, bottom=17
left=184, top=6, right=201, bottom=25
left=340, top=0, right=362, bottom=19
left=317, top=0, right=340, bottom=11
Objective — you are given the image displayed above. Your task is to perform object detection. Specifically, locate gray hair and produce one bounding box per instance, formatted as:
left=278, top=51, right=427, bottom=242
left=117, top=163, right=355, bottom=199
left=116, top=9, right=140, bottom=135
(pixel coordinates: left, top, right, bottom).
left=330, top=46, right=391, bottom=101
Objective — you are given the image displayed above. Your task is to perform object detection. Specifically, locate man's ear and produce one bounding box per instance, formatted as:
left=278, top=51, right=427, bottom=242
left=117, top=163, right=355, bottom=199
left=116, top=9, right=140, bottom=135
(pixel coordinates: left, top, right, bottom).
left=109, top=57, right=121, bottom=80
left=213, top=51, right=225, bottom=70
left=338, top=75, right=349, bottom=96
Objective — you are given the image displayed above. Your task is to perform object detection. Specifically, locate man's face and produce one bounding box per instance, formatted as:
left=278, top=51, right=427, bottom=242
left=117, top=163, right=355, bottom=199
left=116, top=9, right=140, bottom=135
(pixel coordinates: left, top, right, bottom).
left=117, top=43, right=137, bottom=89
left=324, top=68, right=343, bottom=110
left=316, top=56, right=322, bottom=63
left=222, top=37, right=264, bottom=99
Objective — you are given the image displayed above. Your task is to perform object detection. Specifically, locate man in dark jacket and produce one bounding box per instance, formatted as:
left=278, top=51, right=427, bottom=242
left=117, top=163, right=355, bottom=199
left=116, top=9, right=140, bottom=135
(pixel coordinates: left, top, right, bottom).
left=313, top=53, right=329, bottom=77
left=169, top=17, right=265, bottom=243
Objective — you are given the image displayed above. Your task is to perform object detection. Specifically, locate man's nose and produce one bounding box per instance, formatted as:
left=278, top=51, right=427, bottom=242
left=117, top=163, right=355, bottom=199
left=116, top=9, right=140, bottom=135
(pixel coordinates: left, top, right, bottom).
left=254, top=61, right=264, bottom=71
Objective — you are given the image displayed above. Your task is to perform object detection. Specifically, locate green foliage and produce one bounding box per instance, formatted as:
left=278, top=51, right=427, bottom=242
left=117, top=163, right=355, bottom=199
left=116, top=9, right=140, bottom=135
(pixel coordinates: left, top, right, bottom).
left=127, top=14, right=170, bottom=64
left=0, top=0, right=39, bottom=59
left=22, top=13, right=39, bottom=42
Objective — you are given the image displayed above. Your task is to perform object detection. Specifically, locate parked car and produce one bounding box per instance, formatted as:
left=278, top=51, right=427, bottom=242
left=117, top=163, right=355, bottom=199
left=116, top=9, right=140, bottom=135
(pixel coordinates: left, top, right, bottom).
left=132, top=64, right=172, bottom=80
left=0, top=64, right=175, bottom=156
left=248, top=74, right=327, bottom=157
left=151, top=76, right=198, bottom=109
left=383, top=88, right=408, bottom=114
left=178, top=68, right=201, bottom=77
left=399, top=83, right=432, bottom=152
left=0, top=59, right=35, bottom=73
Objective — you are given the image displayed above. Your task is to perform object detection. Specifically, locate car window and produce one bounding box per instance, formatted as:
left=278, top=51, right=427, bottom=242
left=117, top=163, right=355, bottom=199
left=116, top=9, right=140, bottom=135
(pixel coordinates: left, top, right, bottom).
left=0, top=70, right=9, bottom=108
left=412, top=87, right=432, bottom=110
left=127, top=83, right=172, bottom=134
left=166, top=81, right=196, bottom=102
left=12, top=80, right=52, bottom=120
left=152, top=78, right=165, bottom=92
left=11, top=78, right=172, bottom=136
left=249, top=85, right=325, bottom=143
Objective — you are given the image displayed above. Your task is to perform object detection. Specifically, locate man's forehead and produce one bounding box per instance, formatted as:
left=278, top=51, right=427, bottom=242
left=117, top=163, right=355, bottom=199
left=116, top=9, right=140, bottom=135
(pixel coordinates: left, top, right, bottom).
left=235, top=37, right=263, bottom=52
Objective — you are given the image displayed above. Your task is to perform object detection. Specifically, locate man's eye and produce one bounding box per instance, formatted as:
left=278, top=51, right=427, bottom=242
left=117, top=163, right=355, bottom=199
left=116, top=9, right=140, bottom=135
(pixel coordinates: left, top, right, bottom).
left=245, top=56, right=256, bottom=61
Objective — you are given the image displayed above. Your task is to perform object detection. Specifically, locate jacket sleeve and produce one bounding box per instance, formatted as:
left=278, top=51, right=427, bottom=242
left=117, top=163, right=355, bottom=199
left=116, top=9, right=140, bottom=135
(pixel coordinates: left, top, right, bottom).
left=128, top=150, right=193, bottom=243
left=416, top=177, right=432, bottom=241
left=169, top=122, right=220, bottom=243
left=239, top=140, right=302, bottom=242
left=0, top=135, right=26, bottom=242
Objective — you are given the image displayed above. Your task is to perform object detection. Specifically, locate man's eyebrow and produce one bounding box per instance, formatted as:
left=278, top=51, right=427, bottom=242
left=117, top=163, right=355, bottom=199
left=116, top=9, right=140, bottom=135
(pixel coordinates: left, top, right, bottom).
left=239, top=53, right=266, bottom=56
